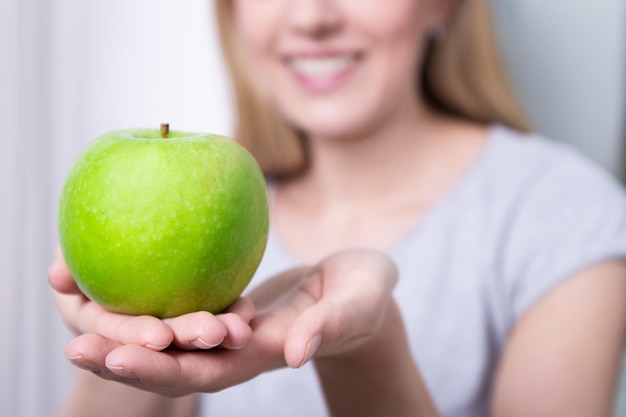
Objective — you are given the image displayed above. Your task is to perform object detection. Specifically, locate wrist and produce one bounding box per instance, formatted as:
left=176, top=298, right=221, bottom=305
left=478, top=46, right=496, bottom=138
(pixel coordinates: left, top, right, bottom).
left=313, top=302, right=440, bottom=417
left=313, top=300, right=403, bottom=370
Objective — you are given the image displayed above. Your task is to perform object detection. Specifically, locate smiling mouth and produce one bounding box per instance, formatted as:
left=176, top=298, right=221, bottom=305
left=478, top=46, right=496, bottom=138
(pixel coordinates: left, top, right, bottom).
left=290, top=54, right=356, bottom=77
left=286, top=53, right=361, bottom=91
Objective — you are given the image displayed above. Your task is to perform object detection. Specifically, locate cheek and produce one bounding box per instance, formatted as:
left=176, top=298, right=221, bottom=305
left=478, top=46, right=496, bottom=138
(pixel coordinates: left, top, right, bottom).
left=356, top=2, right=427, bottom=97
left=349, top=0, right=429, bottom=61
left=232, top=1, right=280, bottom=61
left=233, top=1, right=289, bottom=98
left=348, top=0, right=426, bottom=36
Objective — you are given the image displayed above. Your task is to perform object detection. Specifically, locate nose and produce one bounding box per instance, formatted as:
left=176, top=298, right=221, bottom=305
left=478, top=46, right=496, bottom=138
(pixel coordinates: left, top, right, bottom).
left=287, top=0, right=341, bottom=38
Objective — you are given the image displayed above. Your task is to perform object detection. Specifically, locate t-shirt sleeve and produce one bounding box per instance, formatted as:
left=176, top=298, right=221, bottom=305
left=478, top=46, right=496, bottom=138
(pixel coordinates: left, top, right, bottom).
left=501, top=150, right=626, bottom=321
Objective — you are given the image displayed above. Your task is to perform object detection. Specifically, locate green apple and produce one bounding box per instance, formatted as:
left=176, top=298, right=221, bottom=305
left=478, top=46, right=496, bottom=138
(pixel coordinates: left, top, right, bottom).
left=58, top=126, right=269, bottom=318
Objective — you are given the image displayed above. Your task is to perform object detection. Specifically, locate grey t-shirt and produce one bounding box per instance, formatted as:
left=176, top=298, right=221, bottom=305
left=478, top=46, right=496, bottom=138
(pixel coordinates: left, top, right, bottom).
left=202, top=125, right=626, bottom=417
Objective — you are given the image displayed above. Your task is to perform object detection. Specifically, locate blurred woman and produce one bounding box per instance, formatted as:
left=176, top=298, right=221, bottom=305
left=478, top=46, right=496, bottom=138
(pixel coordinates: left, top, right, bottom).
left=50, top=0, right=626, bottom=416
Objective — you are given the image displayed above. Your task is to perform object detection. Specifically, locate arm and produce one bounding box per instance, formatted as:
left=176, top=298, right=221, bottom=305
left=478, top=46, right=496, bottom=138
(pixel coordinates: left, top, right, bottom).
left=49, top=246, right=253, bottom=413
left=491, top=261, right=626, bottom=416
left=51, top=247, right=439, bottom=415
left=55, top=371, right=199, bottom=417
left=248, top=250, right=439, bottom=416
left=315, top=301, right=439, bottom=417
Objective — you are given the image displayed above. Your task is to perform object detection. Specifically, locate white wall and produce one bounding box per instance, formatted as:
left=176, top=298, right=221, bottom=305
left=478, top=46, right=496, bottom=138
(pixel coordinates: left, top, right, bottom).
left=491, top=0, right=626, bottom=179
left=0, top=1, right=232, bottom=416
left=0, top=1, right=624, bottom=416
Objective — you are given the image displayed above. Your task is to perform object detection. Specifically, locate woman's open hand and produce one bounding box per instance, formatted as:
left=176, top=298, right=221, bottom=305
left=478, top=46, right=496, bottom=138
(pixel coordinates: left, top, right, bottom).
left=49, top=247, right=399, bottom=397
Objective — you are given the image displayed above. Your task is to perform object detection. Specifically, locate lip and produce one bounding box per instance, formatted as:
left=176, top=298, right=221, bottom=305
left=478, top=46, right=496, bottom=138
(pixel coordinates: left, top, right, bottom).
left=284, top=51, right=363, bottom=93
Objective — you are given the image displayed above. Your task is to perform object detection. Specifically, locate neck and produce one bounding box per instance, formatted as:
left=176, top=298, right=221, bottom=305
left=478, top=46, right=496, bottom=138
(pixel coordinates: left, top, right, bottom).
left=272, top=103, right=488, bottom=261
left=293, top=103, right=448, bottom=207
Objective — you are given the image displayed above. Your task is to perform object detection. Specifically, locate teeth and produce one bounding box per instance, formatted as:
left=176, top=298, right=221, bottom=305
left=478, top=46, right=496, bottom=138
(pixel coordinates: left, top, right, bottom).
left=290, top=55, right=354, bottom=78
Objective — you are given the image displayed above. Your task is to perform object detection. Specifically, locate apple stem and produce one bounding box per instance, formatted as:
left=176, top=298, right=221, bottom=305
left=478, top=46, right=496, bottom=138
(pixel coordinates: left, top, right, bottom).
left=160, top=123, right=170, bottom=139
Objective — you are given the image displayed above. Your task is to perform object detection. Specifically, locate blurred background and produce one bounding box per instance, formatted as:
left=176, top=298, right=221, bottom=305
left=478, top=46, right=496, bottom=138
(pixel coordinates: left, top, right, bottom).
left=0, top=0, right=624, bottom=416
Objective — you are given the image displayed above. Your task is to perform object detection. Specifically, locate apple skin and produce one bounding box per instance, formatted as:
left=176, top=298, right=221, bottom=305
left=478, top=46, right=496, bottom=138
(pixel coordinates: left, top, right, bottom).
left=58, top=128, right=269, bottom=318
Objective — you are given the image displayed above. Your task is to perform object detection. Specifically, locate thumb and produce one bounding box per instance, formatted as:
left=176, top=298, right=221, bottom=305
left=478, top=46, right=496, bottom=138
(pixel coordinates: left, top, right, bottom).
left=284, top=297, right=388, bottom=369
left=48, top=245, right=81, bottom=294
left=282, top=249, right=399, bottom=369
left=283, top=303, right=328, bottom=369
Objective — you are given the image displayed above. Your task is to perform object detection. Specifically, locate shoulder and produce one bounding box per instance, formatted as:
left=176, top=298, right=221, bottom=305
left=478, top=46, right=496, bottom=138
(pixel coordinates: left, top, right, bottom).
left=483, top=125, right=626, bottom=318
left=471, top=125, right=626, bottom=255
left=484, top=125, right=626, bottom=220
left=487, top=125, right=622, bottom=191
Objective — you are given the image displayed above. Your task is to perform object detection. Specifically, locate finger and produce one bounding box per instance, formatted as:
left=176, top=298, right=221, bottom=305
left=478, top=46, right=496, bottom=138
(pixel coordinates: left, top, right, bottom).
left=224, top=297, right=256, bottom=324
left=48, top=245, right=81, bottom=294
left=65, top=333, right=124, bottom=373
left=52, top=290, right=172, bottom=350
left=104, top=338, right=277, bottom=396
left=216, top=313, right=253, bottom=350
left=284, top=249, right=399, bottom=368
left=104, top=344, right=233, bottom=396
left=247, top=266, right=311, bottom=312
left=284, top=297, right=376, bottom=369
left=52, top=289, right=90, bottom=335
left=75, top=302, right=173, bottom=350
left=66, top=334, right=167, bottom=386
left=284, top=303, right=327, bottom=369
left=164, top=311, right=228, bottom=350
left=218, top=297, right=256, bottom=349
left=164, top=299, right=255, bottom=351
left=50, top=244, right=173, bottom=349
left=284, top=276, right=379, bottom=369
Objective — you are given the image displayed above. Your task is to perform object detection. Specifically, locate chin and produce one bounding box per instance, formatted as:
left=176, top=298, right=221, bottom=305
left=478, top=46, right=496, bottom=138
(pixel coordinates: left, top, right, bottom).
left=297, top=121, right=368, bottom=142
left=286, top=110, right=377, bottom=142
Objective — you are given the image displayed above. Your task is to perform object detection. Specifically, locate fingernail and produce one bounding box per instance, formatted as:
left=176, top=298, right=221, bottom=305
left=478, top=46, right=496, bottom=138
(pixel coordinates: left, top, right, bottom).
left=191, top=338, right=220, bottom=350
left=220, top=342, right=246, bottom=351
left=145, top=342, right=170, bottom=351
left=107, top=364, right=138, bottom=379
left=298, top=334, right=322, bottom=368
left=67, top=355, right=101, bottom=372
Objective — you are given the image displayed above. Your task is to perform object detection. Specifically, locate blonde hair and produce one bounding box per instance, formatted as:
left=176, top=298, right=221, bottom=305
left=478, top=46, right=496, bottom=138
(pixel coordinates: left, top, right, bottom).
left=215, top=0, right=531, bottom=180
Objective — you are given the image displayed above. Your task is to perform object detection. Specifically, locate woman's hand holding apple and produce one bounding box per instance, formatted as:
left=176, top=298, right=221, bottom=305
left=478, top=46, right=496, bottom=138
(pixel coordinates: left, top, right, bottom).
left=49, top=247, right=401, bottom=398
left=49, top=246, right=255, bottom=395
